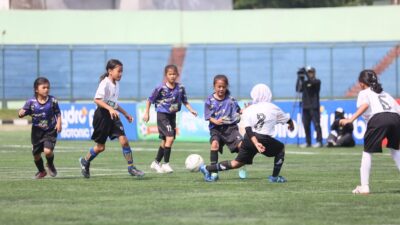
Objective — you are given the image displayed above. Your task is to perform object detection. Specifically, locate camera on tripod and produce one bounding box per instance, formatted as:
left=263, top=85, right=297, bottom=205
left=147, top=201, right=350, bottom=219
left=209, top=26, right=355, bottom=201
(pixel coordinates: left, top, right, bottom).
left=297, top=67, right=308, bottom=80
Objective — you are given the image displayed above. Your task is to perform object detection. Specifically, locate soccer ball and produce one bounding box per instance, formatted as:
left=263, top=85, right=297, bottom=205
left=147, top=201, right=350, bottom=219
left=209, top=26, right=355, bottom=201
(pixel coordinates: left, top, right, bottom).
left=185, top=154, right=204, bottom=172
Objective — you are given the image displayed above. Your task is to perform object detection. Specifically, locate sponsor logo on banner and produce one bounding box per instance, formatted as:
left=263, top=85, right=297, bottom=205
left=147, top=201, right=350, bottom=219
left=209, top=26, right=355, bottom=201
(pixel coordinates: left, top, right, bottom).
left=59, top=104, right=96, bottom=139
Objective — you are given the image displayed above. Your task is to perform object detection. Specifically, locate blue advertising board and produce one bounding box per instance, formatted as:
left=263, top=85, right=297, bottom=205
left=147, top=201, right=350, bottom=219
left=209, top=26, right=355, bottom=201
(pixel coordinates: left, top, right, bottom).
left=59, top=103, right=138, bottom=141
left=59, top=100, right=367, bottom=145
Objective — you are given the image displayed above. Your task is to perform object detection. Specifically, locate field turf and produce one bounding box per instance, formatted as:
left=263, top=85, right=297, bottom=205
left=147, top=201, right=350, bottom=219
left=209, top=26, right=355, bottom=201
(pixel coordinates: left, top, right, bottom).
left=1, top=129, right=400, bottom=225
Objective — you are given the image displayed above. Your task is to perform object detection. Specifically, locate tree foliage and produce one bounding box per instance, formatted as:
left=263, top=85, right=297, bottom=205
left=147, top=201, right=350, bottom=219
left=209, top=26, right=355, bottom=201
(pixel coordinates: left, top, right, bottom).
left=234, top=0, right=374, bottom=9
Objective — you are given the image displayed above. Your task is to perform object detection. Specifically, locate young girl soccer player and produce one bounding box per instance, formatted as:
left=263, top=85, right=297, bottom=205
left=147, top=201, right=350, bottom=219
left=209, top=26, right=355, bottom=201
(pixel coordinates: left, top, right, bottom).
left=19, top=77, right=62, bottom=179
left=200, top=84, right=295, bottom=182
left=143, top=64, right=197, bottom=173
left=204, top=75, right=243, bottom=179
left=340, top=70, right=400, bottom=194
left=79, top=59, right=144, bottom=178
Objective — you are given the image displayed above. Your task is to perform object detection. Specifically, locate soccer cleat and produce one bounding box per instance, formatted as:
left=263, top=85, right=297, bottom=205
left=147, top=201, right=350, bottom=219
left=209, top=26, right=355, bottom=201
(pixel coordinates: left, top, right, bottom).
left=211, top=172, right=219, bottom=180
left=150, top=161, right=165, bottom=173
left=161, top=163, right=174, bottom=173
left=128, top=166, right=145, bottom=177
left=299, top=143, right=311, bottom=148
left=34, top=171, right=47, bottom=179
left=312, top=142, right=323, bottom=148
left=352, top=185, right=370, bottom=195
left=46, top=163, right=57, bottom=177
left=199, top=164, right=215, bottom=182
left=79, top=157, right=90, bottom=178
left=268, top=175, right=287, bottom=183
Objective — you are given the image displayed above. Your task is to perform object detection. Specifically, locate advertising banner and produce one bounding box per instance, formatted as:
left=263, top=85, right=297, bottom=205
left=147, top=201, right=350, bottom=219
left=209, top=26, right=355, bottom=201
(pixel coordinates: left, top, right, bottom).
left=136, top=102, right=209, bottom=142
left=59, top=103, right=137, bottom=141
left=59, top=100, right=371, bottom=145
left=136, top=99, right=367, bottom=144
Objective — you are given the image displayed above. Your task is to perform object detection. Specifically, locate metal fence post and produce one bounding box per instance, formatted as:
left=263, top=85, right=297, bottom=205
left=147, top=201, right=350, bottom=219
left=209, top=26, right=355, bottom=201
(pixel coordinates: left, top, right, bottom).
left=203, top=47, right=208, bottom=98
left=329, top=46, right=334, bottom=99
left=361, top=44, right=366, bottom=70
left=137, top=48, right=141, bottom=100
left=69, top=45, right=74, bottom=102
left=236, top=47, right=241, bottom=98
left=269, top=47, right=274, bottom=94
left=1, top=45, right=5, bottom=109
left=36, top=45, right=40, bottom=77
left=396, top=44, right=399, bottom=97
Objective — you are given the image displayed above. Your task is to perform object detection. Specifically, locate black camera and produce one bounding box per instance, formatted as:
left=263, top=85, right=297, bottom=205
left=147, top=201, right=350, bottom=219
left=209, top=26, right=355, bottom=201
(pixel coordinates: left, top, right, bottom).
left=297, top=67, right=307, bottom=79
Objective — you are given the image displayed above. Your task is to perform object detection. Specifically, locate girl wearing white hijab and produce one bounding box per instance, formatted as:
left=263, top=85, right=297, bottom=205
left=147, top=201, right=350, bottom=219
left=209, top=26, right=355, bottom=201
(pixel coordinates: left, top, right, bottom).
left=200, top=84, right=295, bottom=182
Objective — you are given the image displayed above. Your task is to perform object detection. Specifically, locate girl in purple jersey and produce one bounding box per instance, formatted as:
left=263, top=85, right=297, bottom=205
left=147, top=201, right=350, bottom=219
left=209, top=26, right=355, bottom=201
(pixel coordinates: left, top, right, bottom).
left=18, top=77, right=62, bottom=179
left=143, top=65, right=197, bottom=173
left=340, top=70, right=400, bottom=194
left=204, top=75, right=243, bottom=179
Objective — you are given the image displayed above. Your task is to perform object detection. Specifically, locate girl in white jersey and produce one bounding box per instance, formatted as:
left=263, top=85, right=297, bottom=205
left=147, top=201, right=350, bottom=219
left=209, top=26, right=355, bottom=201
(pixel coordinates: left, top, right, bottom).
left=199, top=84, right=294, bottom=182
left=79, top=59, right=144, bottom=178
left=340, top=69, right=400, bottom=194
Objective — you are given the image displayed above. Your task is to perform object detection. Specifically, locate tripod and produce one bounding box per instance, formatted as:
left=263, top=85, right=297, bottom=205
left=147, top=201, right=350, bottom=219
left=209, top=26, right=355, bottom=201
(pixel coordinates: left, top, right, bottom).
left=288, top=91, right=302, bottom=146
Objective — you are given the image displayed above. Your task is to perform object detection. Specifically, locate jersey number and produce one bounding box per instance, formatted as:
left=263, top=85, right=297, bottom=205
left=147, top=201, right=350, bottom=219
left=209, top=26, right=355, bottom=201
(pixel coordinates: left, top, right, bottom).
left=378, top=95, right=391, bottom=110
left=254, top=113, right=266, bottom=130
left=166, top=125, right=172, bottom=132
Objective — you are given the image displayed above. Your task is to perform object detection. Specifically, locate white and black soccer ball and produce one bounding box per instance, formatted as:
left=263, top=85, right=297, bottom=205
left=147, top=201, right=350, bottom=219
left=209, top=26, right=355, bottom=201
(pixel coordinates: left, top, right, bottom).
left=185, top=154, right=204, bottom=172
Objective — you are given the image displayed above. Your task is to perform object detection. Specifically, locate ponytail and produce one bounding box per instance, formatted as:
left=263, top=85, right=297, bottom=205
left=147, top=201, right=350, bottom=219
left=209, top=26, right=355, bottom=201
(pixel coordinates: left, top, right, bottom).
left=358, top=69, right=383, bottom=94
left=99, top=72, right=108, bottom=82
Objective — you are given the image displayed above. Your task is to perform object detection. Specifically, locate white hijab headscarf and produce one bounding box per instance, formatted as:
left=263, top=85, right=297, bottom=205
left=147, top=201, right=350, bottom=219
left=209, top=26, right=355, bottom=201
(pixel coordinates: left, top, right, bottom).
left=250, top=83, right=272, bottom=104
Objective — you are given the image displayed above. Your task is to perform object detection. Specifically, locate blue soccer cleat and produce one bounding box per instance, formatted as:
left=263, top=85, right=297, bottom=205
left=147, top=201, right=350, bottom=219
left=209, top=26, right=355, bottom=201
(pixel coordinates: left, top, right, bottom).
left=128, top=166, right=145, bottom=178
left=199, top=165, right=215, bottom=182
left=268, top=175, right=287, bottom=183
left=79, top=157, right=90, bottom=179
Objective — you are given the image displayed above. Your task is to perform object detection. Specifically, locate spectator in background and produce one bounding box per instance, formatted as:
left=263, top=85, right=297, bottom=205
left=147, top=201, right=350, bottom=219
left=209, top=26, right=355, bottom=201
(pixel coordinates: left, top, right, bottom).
left=326, top=107, right=355, bottom=148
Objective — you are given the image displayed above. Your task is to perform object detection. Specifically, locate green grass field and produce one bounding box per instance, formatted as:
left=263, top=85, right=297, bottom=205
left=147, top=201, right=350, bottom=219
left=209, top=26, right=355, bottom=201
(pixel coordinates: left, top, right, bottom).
left=1, top=128, right=400, bottom=225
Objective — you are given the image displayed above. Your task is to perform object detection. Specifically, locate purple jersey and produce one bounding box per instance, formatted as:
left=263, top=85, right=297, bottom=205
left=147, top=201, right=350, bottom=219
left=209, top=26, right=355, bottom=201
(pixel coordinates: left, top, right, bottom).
left=204, top=94, right=241, bottom=129
left=22, top=95, right=61, bottom=131
left=148, top=82, right=188, bottom=114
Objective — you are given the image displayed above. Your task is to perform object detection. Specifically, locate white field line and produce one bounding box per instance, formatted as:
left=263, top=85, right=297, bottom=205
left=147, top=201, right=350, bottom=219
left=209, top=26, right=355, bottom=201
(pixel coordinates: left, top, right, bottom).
left=0, top=145, right=385, bottom=156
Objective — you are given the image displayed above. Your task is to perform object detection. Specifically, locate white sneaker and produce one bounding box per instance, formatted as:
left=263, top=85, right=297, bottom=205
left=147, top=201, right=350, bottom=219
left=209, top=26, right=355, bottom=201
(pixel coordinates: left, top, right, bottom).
left=312, top=142, right=322, bottom=148
left=352, top=185, right=370, bottom=195
left=299, top=143, right=310, bottom=148
left=150, top=161, right=164, bottom=173
left=161, top=163, right=174, bottom=173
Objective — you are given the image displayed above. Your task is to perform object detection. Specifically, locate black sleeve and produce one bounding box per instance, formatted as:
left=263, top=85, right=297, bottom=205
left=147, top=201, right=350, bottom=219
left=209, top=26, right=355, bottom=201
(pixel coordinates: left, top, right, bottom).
left=308, top=79, right=321, bottom=93
left=245, top=127, right=255, bottom=139
left=331, top=121, right=338, bottom=131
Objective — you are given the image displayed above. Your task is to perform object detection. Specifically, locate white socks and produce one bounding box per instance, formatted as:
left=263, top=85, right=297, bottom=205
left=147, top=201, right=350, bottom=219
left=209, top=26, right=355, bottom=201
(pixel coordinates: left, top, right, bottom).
left=390, top=148, right=400, bottom=171
left=360, top=151, right=372, bottom=187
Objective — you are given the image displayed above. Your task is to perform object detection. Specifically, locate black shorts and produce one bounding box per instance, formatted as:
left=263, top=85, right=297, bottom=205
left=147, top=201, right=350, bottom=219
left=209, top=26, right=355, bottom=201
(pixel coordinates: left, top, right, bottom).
left=91, top=107, right=126, bottom=144
left=364, top=112, right=400, bottom=153
left=157, top=112, right=176, bottom=140
left=210, top=124, right=243, bottom=153
left=235, top=133, right=284, bottom=164
left=31, top=126, right=57, bottom=155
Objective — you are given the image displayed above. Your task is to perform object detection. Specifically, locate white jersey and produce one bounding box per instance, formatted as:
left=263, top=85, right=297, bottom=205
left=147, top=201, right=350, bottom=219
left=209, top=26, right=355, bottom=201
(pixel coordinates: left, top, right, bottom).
left=357, top=88, right=400, bottom=123
left=242, top=102, right=290, bottom=136
left=94, top=77, right=119, bottom=109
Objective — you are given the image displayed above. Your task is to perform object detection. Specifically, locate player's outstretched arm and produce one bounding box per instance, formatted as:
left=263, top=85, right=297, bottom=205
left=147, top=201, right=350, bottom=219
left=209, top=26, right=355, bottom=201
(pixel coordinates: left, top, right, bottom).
left=142, top=100, right=151, bottom=123
left=340, top=103, right=369, bottom=126
left=18, top=109, right=26, bottom=118
left=184, top=102, right=198, bottom=117
left=116, top=105, right=133, bottom=123
left=56, top=114, right=62, bottom=133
